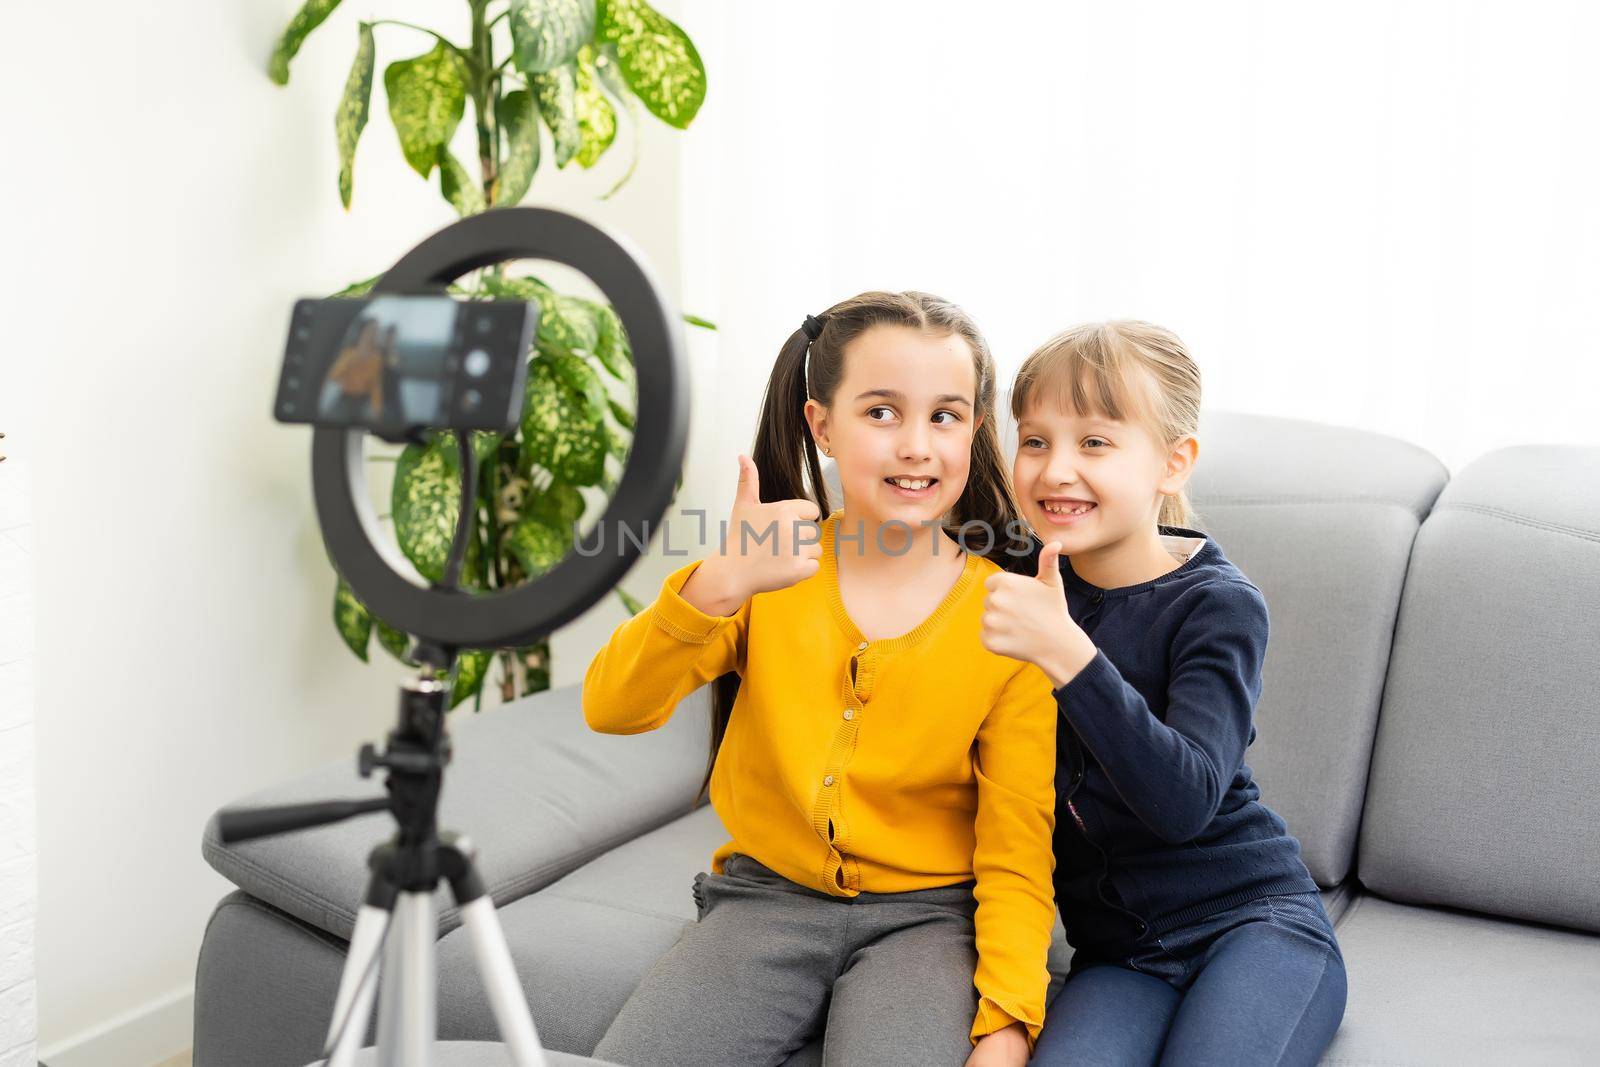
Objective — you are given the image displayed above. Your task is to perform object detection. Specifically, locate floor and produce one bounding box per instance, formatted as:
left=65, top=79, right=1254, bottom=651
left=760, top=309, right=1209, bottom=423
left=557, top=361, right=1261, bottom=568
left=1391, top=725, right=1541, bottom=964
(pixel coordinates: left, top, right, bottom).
left=154, top=1053, right=192, bottom=1067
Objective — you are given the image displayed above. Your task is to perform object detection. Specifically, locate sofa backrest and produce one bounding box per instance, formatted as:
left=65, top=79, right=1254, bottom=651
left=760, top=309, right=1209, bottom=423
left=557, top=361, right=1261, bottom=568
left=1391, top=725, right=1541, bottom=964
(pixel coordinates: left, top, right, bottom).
left=1356, top=444, right=1600, bottom=933
left=1185, top=412, right=1448, bottom=887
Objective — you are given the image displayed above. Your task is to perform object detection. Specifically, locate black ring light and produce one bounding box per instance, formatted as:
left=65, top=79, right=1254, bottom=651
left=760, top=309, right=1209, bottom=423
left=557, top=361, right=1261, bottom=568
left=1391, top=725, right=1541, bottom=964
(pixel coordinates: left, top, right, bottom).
left=312, top=207, right=690, bottom=649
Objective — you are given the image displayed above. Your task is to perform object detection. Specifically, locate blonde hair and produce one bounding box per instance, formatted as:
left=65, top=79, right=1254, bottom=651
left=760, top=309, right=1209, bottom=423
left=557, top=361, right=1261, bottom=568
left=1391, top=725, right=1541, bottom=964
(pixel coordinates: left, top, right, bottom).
left=1010, top=320, right=1202, bottom=529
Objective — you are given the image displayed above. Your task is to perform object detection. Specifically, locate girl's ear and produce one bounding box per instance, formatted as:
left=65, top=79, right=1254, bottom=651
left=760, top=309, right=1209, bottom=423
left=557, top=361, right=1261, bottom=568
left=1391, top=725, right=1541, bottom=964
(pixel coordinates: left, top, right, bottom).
left=1160, top=435, right=1199, bottom=494
left=803, top=398, right=830, bottom=455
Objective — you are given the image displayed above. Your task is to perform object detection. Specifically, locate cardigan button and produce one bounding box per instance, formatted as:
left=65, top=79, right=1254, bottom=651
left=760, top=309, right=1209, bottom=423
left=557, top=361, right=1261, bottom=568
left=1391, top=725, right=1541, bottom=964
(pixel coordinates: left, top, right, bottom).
left=843, top=709, right=853, bottom=721
left=856, top=641, right=868, bottom=652
left=823, top=775, right=835, bottom=786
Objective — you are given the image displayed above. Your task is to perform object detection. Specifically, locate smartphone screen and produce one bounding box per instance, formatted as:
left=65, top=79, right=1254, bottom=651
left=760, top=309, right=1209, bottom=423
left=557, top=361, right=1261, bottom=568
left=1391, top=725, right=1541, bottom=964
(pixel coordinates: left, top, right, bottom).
left=277, top=294, right=536, bottom=440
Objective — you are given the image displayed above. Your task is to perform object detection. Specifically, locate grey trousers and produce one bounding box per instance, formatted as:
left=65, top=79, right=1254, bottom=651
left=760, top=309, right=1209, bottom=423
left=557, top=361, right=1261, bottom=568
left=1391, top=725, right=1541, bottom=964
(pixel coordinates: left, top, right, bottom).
left=592, top=852, right=982, bottom=1067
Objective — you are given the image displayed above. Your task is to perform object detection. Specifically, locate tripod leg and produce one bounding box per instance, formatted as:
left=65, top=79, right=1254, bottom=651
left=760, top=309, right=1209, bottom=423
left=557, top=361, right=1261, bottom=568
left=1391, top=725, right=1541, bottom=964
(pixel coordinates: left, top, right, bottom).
left=325, top=865, right=400, bottom=1065
left=376, top=889, right=438, bottom=1067
left=439, top=838, right=546, bottom=1067
left=459, top=896, right=547, bottom=1067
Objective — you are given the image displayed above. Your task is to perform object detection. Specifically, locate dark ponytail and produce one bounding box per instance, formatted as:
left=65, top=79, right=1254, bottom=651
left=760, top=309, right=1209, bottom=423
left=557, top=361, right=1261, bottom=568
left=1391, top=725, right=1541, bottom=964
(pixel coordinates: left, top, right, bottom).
left=693, top=292, right=1029, bottom=807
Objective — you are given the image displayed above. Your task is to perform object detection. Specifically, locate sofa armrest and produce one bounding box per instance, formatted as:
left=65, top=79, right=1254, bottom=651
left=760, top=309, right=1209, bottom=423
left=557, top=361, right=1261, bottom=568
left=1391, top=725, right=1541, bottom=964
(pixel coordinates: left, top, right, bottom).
left=202, top=681, right=711, bottom=941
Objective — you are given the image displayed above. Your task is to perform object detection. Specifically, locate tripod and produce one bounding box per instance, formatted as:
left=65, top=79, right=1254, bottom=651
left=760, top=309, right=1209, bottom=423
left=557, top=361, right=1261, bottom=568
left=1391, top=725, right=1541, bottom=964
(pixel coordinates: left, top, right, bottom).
left=219, top=439, right=546, bottom=1067
left=220, top=645, right=547, bottom=1067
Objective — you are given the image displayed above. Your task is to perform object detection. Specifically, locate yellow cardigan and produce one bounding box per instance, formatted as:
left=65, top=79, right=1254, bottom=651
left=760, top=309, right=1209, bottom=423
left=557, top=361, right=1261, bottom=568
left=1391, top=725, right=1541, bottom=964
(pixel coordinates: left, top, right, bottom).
left=582, top=509, right=1058, bottom=1047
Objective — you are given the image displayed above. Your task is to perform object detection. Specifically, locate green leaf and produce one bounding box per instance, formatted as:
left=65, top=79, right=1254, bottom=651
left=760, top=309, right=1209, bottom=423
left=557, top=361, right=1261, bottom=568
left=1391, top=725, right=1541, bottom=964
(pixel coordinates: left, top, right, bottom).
left=538, top=293, right=601, bottom=354
left=508, top=0, right=596, bottom=76
left=532, top=64, right=580, bottom=168
left=269, top=0, right=343, bottom=85
left=574, top=46, right=618, bottom=168
left=517, top=643, right=551, bottom=693
left=593, top=46, right=642, bottom=198
left=480, top=273, right=553, bottom=304
left=615, top=586, right=644, bottom=615
left=335, top=22, right=376, bottom=209
left=331, top=273, right=383, bottom=298
left=385, top=43, right=468, bottom=179
left=606, top=396, right=635, bottom=431
left=593, top=302, right=632, bottom=378
left=492, top=89, right=540, bottom=206
left=504, top=513, right=570, bottom=579
left=546, top=348, right=609, bottom=417
left=597, top=0, right=706, bottom=129
left=682, top=312, right=717, bottom=330
left=450, top=648, right=493, bottom=709
left=439, top=147, right=486, bottom=216
left=334, top=578, right=372, bottom=661
left=520, top=356, right=609, bottom=485
left=374, top=618, right=417, bottom=664
left=527, top=479, right=586, bottom=529
left=470, top=430, right=501, bottom=466
left=392, top=433, right=462, bottom=583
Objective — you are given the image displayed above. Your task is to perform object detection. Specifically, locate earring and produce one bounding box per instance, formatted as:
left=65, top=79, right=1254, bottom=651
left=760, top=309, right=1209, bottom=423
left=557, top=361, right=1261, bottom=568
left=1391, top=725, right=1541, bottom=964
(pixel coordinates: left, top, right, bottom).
left=821, top=447, right=831, bottom=456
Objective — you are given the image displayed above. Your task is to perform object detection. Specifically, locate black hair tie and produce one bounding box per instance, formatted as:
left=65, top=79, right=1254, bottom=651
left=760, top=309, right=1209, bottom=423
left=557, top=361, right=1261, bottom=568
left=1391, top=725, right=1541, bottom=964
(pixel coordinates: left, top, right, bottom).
left=801, top=314, right=824, bottom=342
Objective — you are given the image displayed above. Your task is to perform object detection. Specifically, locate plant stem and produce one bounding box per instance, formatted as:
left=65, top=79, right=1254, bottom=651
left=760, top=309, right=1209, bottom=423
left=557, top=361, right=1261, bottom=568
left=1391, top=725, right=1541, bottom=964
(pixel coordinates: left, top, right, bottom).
left=469, top=0, right=499, bottom=204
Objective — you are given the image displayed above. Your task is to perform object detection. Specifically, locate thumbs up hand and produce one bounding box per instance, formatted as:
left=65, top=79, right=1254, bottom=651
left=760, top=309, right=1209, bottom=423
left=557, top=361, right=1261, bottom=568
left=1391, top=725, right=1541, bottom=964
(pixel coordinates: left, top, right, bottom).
left=679, top=454, right=824, bottom=617
left=980, top=541, right=1098, bottom=687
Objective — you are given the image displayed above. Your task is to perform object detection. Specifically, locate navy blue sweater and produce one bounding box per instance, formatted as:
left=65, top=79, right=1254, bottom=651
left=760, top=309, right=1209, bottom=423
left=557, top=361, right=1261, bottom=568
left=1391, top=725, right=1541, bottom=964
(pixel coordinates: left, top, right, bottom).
left=1021, top=526, right=1318, bottom=953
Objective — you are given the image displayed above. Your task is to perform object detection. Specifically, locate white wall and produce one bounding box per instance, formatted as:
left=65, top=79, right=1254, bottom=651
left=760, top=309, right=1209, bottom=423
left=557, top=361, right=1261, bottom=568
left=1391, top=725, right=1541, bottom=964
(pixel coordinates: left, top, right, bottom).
left=677, top=0, right=1600, bottom=477
left=5, top=0, right=701, bottom=1059
left=0, top=454, right=36, bottom=1067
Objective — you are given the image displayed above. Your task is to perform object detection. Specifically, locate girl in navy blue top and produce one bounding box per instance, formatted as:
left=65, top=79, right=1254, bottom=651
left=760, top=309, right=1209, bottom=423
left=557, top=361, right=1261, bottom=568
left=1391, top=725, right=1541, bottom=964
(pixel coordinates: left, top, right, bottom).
left=980, top=321, right=1347, bottom=1066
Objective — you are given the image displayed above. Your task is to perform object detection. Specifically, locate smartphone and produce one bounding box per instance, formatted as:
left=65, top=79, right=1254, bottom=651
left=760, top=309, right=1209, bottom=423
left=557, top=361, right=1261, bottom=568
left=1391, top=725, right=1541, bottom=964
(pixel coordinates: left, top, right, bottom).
left=275, top=293, right=537, bottom=442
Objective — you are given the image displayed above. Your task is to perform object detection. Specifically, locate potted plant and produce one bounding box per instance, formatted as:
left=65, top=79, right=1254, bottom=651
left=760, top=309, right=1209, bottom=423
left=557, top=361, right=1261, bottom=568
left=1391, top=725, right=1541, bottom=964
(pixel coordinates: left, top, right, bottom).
left=272, top=0, right=709, bottom=709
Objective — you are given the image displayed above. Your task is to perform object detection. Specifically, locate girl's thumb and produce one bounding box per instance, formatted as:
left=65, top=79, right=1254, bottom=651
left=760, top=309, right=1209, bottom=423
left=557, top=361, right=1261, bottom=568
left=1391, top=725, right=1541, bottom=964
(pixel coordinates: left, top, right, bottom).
left=735, top=454, right=760, bottom=504
left=1037, top=542, right=1064, bottom=586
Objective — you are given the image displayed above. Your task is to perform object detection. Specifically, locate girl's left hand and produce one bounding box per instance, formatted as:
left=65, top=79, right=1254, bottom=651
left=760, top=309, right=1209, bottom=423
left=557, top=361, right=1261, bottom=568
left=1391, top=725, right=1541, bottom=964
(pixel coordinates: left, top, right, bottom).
left=981, top=541, right=1098, bottom=688
left=964, top=1023, right=1031, bottom=1067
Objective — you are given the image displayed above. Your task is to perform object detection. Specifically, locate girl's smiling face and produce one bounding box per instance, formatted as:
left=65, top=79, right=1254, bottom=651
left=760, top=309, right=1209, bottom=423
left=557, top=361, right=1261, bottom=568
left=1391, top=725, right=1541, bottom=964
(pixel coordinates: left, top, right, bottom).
left=1012, top=393, right=1191, bottom=553
left=804, top=324, right=981, bottom=530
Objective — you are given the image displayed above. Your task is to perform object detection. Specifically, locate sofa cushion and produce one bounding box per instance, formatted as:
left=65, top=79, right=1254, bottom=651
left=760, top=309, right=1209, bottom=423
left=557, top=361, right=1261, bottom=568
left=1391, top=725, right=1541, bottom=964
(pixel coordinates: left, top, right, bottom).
left=1184, top=412, right=1448, bottom=887
left=203, top=682, right=712, bottom=941
left=436, top=804, right=722, bottom=1056
left=1357, top=445, right=1600, bottom=932
left=1319, top=893, right=1600, bottom=1065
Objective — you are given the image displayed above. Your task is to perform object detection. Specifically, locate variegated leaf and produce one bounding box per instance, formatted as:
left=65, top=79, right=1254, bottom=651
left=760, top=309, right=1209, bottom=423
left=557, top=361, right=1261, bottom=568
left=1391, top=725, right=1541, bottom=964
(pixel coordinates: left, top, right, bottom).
left=538, top=293, right=601, bottom=354
left=592, top=301, right=632, bottom=379
left=519, top=356, right=608, bottom=485
left=615, top=586, right=644, bottom=615
left=528, top=479, right=586, bottom=530
left=492, top=89, right=540, bottom=206
left=269, top=0, right=343, bottom=85
left=336, top=22, right=375, bottom=209
left=392, top=433, right=462, bottom=583
left=439, top=147, right=486, bottom=216
left=450, top=648, right=493, bottom=708
left=508, top=0, right=596, bottom=76
left=597, top=0, right=705, bottom=129
left=385, top=43, right=468, bottom=178
left=334, top=577, right=372, bottom=661
left=504, top=513, right=570, bottom=580
left=374, top=618, right=416, bottom=664
left=532, top=65, right=580, bottom=168
left=574, top=45, right=617, bottom=168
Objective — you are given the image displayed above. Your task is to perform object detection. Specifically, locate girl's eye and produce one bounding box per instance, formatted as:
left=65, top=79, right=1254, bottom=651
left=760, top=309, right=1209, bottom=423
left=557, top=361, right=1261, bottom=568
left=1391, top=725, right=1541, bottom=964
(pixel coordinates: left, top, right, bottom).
left=932, top=410, right=961, bottom=425
left=866, top=406, right=895, bottom=421
left=1083, top=438, right=1109, bottom=449
left=1022, top=436, right=1047, bottom=449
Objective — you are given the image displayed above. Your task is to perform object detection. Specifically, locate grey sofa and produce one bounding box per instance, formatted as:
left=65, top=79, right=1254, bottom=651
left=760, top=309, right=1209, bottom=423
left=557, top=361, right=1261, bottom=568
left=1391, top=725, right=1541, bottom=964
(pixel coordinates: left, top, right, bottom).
left=197, top=412, right=1600, bottom=1065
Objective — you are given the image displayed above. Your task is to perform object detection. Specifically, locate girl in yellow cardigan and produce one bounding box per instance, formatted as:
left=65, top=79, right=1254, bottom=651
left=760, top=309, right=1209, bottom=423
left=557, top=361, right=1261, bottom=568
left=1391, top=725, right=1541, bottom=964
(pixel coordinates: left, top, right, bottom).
left=582, top=291, right=1058, bottom=1067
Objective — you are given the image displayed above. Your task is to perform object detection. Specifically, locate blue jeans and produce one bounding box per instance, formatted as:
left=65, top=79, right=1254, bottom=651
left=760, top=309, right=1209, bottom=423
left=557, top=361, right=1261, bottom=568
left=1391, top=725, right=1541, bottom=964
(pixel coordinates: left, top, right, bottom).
left=1031, top=891, right=1346, bottom=1067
